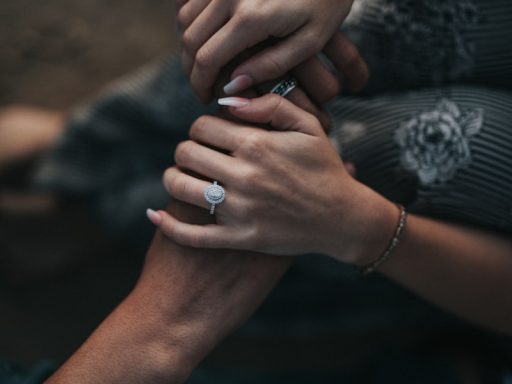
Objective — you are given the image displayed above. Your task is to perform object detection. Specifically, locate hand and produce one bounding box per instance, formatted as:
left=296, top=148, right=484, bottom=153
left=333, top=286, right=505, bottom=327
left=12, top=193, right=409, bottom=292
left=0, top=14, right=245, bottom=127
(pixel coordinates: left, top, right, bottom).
left=211, top=49, right=336, bottom=132
left=177, top=0, right=368, bottom=103
left=47, top=200, right=291, bottom=383
left=140, top=202, right=292, bottom=371
left=153, top=94, right=397, bottom=264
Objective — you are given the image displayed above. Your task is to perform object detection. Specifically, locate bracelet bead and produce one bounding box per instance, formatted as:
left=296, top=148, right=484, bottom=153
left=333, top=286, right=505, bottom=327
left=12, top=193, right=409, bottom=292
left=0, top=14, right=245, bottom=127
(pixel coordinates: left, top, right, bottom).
left=361, top=204, right=408, bottom=276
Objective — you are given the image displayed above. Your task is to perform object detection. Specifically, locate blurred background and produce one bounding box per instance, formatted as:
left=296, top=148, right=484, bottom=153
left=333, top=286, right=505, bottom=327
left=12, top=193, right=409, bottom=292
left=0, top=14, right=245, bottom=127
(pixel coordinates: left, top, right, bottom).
left=0, top=0, right=176, bottom=365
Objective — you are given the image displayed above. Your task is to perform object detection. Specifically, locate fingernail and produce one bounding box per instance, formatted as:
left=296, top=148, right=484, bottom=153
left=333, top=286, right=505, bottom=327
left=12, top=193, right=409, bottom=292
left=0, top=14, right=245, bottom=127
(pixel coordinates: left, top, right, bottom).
left=146, top=209, right=162, bottom=226
left=218, top=97, right=250, bottom=108
left=223, top=74, right=253, bottom=95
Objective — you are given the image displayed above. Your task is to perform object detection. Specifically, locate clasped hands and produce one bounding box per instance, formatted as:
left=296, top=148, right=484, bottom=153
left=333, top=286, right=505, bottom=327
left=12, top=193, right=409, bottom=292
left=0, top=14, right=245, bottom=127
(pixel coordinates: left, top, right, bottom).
left=147, top=0, right=396, bottom=266
left=46, top=4, right=397, bottom=383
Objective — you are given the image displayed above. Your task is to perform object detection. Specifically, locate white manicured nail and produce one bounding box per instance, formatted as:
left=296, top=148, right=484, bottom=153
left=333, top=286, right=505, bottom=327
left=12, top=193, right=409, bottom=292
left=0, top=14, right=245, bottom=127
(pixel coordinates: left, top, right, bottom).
left=218, top=97, right=250, bottom=108
left=146, top=209, right=162, bottom=226
left=223, top=74, right=253, bottom=95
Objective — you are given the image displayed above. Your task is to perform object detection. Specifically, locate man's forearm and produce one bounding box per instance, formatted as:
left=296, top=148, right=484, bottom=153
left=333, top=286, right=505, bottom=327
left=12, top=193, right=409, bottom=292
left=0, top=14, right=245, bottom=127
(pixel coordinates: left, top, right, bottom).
left=47, top=202, right=291, bottom=383
left=45, top=289, right=194, bottom=384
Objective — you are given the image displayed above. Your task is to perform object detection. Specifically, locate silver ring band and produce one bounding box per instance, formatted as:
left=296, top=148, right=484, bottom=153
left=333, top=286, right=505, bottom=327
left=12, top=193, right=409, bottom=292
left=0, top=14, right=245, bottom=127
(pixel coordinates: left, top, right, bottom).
left=270, top=78, right=297, bottom=97
left=204, top=181, right=225, bottom=215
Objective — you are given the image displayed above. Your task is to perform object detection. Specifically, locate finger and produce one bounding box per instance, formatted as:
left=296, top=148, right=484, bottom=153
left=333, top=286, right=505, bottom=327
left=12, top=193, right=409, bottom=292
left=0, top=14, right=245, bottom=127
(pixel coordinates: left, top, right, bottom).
left=230, top=29, right=321, bottom=92
left=181, top=50, right=194, bottom=77
left=256, top=81, right=332, bottom=133
left=155, top=210, right=241, bottom=249
left=175, top=140, right=240, bottom=183
left=176, top=0, right=189, bottom=9
left=189, top=115, right=255, bottom=152
left=324, top=32, right=369, bottom=93
left=163, top=167, right=212, bottom=210
left=163, top=167, right=233, bottom=211
left=182, top=1, right=230, bottom=61
left=189, top=17, right=269, bottom=102
left=293, top=56, right=341, bottom=104
left=276, top=85, right=332, bottom=133
left=219, top=94, right=323, bottom=136
left=177, top=0, right=211, bottom=30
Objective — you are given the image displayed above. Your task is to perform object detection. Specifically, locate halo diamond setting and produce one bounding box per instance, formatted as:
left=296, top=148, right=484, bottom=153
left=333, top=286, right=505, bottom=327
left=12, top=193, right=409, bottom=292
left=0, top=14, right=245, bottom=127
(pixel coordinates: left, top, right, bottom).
left=204, top=181, right=225, bottom=214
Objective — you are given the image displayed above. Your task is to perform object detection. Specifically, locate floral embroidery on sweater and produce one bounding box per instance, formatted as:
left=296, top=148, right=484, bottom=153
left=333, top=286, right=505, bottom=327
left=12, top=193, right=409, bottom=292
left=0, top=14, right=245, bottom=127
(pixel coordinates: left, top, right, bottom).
left=394, top=99, right=483, bottom=185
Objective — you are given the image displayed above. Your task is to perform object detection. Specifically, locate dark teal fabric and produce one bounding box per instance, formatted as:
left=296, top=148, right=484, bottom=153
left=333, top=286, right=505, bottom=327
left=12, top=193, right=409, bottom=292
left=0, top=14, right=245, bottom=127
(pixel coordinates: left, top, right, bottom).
left=0, top=361, right=55, bottom=384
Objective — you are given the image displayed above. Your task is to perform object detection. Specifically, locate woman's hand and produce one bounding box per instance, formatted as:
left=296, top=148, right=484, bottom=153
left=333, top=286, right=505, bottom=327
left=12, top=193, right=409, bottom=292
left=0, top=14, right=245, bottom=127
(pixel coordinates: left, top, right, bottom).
left=152, top=94, right=397, bottom=265
left=177, top=0, right=367, bottom=103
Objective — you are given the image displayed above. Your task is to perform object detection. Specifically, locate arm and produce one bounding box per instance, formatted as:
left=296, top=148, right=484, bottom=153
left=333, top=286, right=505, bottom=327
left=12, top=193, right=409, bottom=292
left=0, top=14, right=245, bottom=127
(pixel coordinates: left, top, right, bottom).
left=47, top=74, right=324, bottom=384
left=46, top=202, right=291, bottom=383
left=359, top=215, right=512, bottom=335
left=155, top=94, right=512, bottom=335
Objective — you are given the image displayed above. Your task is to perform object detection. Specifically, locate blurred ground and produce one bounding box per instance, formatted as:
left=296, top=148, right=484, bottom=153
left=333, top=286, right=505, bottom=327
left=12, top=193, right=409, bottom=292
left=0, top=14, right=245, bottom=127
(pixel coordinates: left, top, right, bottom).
left=0, top=0, right=176, bottom=365
left=0, top=0, right=177, bottom=109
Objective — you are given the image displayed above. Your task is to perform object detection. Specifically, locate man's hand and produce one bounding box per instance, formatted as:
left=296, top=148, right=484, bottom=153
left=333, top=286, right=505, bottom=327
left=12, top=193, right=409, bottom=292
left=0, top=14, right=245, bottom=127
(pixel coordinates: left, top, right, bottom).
left=46, top=201, right=291, bottom=384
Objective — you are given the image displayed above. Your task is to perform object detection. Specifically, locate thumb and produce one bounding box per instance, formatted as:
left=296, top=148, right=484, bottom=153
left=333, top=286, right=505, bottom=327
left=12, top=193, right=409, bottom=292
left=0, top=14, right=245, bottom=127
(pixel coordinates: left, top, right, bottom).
left=218, top=94, right=323, bottom=136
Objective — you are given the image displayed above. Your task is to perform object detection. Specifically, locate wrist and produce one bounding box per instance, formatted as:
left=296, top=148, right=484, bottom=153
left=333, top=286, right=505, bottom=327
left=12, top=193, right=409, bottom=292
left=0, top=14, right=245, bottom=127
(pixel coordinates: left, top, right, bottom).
left=325, top=184, right=399, bottom=267
left=126, top=283, right=224, bottom=382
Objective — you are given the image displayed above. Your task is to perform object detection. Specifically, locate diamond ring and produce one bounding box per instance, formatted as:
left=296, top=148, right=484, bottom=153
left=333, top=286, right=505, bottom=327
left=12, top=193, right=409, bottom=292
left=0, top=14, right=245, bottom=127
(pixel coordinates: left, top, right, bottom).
left=270, top=77, right=297, bottom=98
left=204, top=181, right=225, bottom=215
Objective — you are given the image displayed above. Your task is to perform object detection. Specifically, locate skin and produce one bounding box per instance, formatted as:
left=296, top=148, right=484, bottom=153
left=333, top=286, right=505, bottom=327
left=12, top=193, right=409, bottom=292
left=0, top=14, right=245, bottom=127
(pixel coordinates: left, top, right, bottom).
left=46, top=202, right=292, bottom=383
left=158, top=94, right=384, bottom=261
left=46, top=80, right=336, bottom=383
left=154, top=94, right=512, bottom=336
left=176, top=0, right=368, bottom=103
left=44, top=4, right=512, bottom=381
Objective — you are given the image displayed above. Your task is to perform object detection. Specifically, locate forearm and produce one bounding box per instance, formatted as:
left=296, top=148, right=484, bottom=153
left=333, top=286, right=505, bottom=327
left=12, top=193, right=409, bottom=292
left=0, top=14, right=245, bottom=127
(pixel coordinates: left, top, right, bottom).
left=352, top=206, right=512, bottom=334
left=47, top=202, right=291, bottom=384
left=45, top=289, right=193, bottom=384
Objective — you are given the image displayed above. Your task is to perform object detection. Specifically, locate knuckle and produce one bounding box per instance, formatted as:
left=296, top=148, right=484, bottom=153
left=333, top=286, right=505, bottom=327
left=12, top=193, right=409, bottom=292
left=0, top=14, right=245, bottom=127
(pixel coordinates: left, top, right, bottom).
left=263, top=54, right=288, bottom=78
left=169, top=173, right=187, bottom=199
left=162, top=168, right=175, bottom=192
left=302, top=113, right=318, bottom=128
left=235, top=4, right=259, bottom=24
left=238, top=132, right=268, bottom=160
left=266, top=94, right=286, bottom=119
left=242, top=167, right=264, bottom=191
left=160, top=218, right=175, bottom=240
left=174, top=140, right=195, bottom=165
left=266, top=92, right=284, bottom=106
left=321, top=80, right=341, bottom=102
left=189, top=115, right=210, bottom=139
left=181, top=30, right=196, bottom=53
left=195, top=46, right=215, bottom=69
left=177, top=7, right=190, bottom=28
left=234, top=200, right=251, bottom=219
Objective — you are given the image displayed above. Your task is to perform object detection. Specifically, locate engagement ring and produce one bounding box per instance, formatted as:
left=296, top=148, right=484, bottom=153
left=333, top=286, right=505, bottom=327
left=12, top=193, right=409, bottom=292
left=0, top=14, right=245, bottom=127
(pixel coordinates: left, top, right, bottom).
left=204, top=181, right=225, bottom=215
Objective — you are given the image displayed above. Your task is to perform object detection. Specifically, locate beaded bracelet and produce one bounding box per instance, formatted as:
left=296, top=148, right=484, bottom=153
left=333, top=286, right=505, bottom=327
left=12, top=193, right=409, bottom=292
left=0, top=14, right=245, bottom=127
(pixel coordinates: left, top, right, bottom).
left=361, top=205, right=408, bottom=276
